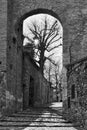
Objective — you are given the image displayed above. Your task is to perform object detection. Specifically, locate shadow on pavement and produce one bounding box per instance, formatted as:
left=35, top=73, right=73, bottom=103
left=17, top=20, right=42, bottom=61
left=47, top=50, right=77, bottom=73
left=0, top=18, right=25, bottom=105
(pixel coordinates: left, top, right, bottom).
left=0, top=102, right=84, bottom=130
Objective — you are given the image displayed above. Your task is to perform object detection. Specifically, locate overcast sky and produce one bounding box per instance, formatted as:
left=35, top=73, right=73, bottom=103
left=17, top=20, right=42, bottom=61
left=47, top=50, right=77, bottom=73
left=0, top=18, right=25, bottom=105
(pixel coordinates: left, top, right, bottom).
left=23, top=14, right=63, bottom=75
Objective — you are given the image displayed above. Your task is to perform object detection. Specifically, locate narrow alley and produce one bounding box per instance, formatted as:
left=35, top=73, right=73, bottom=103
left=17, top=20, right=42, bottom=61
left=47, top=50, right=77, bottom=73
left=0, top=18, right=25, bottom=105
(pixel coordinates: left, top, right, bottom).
left=0, top=102, right=80, bottom=130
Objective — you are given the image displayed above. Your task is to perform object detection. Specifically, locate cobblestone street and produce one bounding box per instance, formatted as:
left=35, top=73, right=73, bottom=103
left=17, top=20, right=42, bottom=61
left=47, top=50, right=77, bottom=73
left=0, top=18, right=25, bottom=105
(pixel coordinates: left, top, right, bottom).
left=0, top=102, right=80, bottom=130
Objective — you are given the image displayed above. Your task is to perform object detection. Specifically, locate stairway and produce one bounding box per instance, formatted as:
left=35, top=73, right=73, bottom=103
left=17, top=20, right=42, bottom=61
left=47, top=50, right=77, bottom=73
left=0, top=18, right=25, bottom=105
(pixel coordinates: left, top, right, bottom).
left=0, top=102, right=79, bottom=130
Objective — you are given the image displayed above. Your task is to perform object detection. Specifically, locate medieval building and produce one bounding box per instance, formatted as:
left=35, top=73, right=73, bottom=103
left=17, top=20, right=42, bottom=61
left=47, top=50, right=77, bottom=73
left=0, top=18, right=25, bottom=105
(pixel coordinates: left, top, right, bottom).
left=64, top=56, right=87, bottom=126
left=0, top=0, right=87, bottom=127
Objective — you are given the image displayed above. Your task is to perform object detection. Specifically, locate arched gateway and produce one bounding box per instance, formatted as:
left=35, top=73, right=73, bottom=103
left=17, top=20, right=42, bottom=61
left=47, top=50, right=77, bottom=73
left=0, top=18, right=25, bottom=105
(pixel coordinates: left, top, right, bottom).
left=0, top=0, right=87, bottom=117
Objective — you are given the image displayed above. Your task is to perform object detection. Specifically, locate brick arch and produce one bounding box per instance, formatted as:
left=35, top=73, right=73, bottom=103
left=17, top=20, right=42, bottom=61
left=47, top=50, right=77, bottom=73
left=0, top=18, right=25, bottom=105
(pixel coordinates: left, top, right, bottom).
left=15, top=8, right=62, bottom=29
left=15, top=8, right=63, bottom=42
left=15, top=8, right=64, bottom=69
left=14, top=8, right=69, bottom=66
left=15, top=8, right=64, bottom=61
left=14, top=9, right=64, bottom=110
left=7, top=7, right=69, bottom=112
left=14, top=9, right=68, bottom=94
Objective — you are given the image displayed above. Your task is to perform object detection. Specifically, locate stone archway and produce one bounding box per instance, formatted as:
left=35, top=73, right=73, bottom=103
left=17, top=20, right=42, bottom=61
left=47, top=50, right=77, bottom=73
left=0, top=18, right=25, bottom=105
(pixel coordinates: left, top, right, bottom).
left=6, top=0, right=86, bottom=114
left=7, top=8, right=68, bottom=112
left=16, top=9, right=64, bottom=110
left=0, top=0, right=87, bottom=117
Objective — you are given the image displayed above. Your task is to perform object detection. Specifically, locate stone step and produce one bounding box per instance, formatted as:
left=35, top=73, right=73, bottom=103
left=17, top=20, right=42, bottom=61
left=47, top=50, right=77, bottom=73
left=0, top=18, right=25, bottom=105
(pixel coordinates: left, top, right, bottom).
left=17, top=112, right=57, bottom=115
left=0, top=121, right=73, bottom=127
left=13, top=113, right=58, bottom=116
left=0, top=127, right=79, bottom=130
left=0, top=117, right=66, bottom=123
left=9, top=114, right=62, bottom=118
left=0, top=105, right=78, bottom=130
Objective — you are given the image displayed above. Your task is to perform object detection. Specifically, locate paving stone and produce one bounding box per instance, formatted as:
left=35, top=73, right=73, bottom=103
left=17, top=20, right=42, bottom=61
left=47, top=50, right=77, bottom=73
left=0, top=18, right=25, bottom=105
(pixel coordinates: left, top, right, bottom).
left=0, top=102, right=79, bottom=130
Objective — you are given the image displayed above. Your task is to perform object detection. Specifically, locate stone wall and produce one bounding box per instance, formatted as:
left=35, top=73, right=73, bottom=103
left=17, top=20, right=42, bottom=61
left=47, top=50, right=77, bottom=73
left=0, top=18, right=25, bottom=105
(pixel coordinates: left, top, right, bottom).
left=6, top=1, right=87, bottom=117
left=62, top=67, right=68, bottom=111
left=1, top=0, right=87, bottom=121
left=0, top=69, right=23, bottom=117
left=10, top=0, right=87, bottom=65
left=65, top=57, right=87, bottom=129
left=0, top=71, right=6, bottom=117
left=23, top=51, right=50, bottom=108
left=0, top=51, right=50, bottom=116
left=0, top=0, right=7, bottom=71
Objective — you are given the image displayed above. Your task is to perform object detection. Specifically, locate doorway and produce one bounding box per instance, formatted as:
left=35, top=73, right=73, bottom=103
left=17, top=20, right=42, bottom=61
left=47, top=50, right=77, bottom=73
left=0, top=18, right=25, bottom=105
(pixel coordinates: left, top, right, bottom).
left=29, top=76, right=34, bottom=107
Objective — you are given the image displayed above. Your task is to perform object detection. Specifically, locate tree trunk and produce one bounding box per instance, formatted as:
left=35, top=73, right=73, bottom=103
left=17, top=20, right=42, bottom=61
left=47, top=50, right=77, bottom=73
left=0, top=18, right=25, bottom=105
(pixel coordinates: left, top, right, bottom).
left=39, top=45, right=45, bottom=74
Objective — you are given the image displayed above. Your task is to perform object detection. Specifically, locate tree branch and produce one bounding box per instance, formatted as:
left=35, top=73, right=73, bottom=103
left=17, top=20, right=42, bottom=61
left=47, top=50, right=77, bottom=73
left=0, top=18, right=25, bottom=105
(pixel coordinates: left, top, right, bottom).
left=49, top=37, right=62, bottom=46
left=47, top=53, right=55, bottom=58
left=45, top=57, right=57, bottom=66
left=47, top=43, right=62, bottom=52
left=46, top=33, right=58, bottom=46
left=42, top=17, right=48, bottom=41
left=46, top=36, right=62, bottom=49
left=29, top=28, right=41, bottom=39
left=45, top=20, right=58, bottom=43
left=25, top=18, right=62, bottom=74
left=25, top=36, right=34, bottom=43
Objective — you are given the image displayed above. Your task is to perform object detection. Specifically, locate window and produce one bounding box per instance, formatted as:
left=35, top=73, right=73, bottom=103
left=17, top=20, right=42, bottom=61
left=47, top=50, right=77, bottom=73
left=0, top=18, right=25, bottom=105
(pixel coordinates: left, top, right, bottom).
left=71, top=84, right=75, bottom=99
left=68, top=97, right=70, bottom=108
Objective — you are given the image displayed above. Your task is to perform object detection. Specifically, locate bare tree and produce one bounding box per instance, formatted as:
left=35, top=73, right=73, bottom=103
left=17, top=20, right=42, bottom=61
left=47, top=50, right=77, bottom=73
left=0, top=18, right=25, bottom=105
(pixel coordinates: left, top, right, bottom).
left=44, top=61, right=62, bottom=101
left=44, top=62, right=53, bottom=84
left=53, top=63, right=62, bottom=101
left=25, top=17, right=62, bottom=74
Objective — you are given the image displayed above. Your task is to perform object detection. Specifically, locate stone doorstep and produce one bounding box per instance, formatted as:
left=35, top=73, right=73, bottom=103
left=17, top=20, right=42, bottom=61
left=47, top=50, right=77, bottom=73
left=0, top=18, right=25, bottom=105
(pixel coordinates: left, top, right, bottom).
left=0, top=122, right=73, bottom=127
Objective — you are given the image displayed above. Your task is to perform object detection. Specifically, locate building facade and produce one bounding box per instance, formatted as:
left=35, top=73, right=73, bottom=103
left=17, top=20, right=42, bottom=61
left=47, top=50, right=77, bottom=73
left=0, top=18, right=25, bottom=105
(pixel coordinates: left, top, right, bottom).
left=64, top=57, right=87, bottom=128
